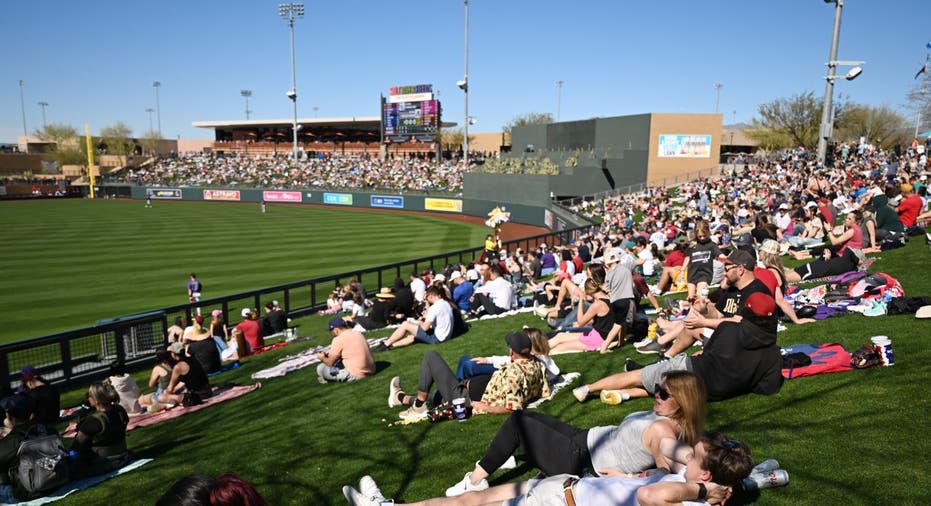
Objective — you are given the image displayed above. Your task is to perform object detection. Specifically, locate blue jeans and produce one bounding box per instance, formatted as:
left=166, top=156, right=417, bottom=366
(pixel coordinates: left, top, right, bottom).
left=456, top=355, right=497, bottom=381
left=415, top=327, right=442, bottom=344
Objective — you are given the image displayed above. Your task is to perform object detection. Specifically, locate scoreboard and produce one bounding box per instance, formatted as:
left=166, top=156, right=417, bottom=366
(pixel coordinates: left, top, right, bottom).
left=383, top=100, right=439, bottom=140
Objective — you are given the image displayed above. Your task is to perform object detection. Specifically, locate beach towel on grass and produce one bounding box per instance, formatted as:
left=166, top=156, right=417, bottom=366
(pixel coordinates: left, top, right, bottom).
left=781, top=343, right=853, bottom=379
left=0, top=458, right=152, bottom=506
left=62, top=383, right=262, bottom=437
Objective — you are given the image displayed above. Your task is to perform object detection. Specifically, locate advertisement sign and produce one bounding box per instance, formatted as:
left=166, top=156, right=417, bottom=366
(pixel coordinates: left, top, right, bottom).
left=324, top=193, right=353, bottom=205
left=262, top=191, right=302, bottom=203
left=388, top=92, right=433, bottom=104
left=148, top=188, right=182, bottom=199
left=424, top=198, right=462, bottom=213
left=371, top=195, right=404, bottom=209
left=203, top=189, right=241, bottom=201
left=544, top=209, right=554, bottom=230
left=658, top=134, right=712, bottom=158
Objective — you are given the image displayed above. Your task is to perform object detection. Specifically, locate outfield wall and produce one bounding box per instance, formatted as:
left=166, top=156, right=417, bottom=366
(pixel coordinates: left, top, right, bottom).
left=126, top=185, right=592, bottom=230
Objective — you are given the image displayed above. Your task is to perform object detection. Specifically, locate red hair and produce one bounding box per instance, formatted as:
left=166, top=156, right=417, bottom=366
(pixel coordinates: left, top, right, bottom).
left=209, top=474, right=268, bottom=506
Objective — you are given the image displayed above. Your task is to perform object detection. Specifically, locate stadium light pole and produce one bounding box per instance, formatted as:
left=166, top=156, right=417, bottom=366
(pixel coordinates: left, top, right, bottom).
left=152, top=81, right=162, bottom=138
left=37, top=101, right=49, bottom=129
left=241, top=89, right=253, bottom=120
left=145, top=108, right=155, bottom=133
left=460, top=0, right=470, bottom=169
left=19, top=80, right=28, bottom=137
left=713, top=83, right=723, bottom=113
left=279, top=2, right=304, bottom=162
left=555, top=80, right=565, bottom=122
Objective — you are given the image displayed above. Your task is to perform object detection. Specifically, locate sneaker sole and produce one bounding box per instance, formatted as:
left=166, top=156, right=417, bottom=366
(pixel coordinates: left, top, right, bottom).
left=388, top=376, right=402, bottom=408
left=635, top=346, right=662, bottom=355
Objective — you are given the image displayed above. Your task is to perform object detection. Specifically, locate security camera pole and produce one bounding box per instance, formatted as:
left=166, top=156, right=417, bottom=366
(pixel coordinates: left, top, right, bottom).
left=817, top=0, right=843, bottom=164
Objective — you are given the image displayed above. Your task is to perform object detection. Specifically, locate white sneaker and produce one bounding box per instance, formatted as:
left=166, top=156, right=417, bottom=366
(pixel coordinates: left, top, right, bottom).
left=445, top=472, right=489, bottom=497
left=359, top=476, right=388, bottom=504
left=633, top=337, right=655, bottom=348
left=572, top=385, right=589, bottom=402
left=342, top=485, right=368, bottom=506
left=398, top=402, right=429, bottom=421
left=388, top=376, right=403, bottom=408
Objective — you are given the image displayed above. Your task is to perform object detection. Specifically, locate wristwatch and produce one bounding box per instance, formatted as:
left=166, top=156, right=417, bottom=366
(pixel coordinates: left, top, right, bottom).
left=696, top=482, right=707, bottom=501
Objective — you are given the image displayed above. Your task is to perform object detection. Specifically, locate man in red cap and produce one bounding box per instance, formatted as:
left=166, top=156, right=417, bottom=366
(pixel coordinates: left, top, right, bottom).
left=575, top=292, right=783, bottom=403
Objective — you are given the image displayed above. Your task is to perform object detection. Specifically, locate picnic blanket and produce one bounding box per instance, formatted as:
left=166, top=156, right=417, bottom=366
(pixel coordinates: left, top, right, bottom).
left=0, top=458, right=153, bottom=506
left=251, top=337, right=388, bottom=380
left=62, top=383, right=262, bottom=437
left=250, top=341, right=289, bottom=356
left=781, top=343, right=853, bottom=379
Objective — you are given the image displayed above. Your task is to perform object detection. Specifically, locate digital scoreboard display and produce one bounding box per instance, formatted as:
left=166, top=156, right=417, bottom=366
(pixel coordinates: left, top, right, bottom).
left=383, top=99, right=439, bottom=141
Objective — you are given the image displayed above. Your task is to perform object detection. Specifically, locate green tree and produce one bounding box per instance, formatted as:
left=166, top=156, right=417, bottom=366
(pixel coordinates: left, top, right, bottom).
left=99, top=122, right=135, bottom=166
left=439, top=128, right=475, bottom=152
left=139, top=129, right=161, bottom=157
left=746, top=92, right=843, bottom=150
left=502, top=112, right=553, bottom=144
left=836, top=104, right=909, bottom=149
left=34, top=123, right=86, bottom=168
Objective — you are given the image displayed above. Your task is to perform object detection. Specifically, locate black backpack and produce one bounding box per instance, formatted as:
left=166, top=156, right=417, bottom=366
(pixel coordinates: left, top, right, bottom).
left=9, top=426, right=71, bottom=499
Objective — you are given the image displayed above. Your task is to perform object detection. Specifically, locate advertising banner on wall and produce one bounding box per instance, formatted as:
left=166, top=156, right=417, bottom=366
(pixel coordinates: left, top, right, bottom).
left=323, top=193, right=353, bottom=205
left=263, top=191, right=302, bottom=203
left=370, top=195, right=404, bottom=209
left=657, top=134, right=712, bottom=158
left=424, top=198, right=462, bottom=213
left=148, top=188, right=182, bottom=199
left=544, top=209, right=554, bottom=230
left=203, top=189, right=241, bottom=201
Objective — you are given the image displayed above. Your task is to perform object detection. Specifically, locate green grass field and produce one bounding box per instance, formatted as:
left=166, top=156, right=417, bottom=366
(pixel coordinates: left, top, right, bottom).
left=4, top=199, right=931, bottom=505
left=0, top=199, right=489, bottom=343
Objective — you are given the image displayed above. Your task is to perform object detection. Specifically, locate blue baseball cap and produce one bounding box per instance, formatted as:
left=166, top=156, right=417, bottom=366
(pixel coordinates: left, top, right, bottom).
left=328, top=317, right=347, bottom=331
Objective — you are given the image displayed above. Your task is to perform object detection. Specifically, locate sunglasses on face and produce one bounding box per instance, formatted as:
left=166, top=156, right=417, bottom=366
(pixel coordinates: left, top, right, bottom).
left=655, top=384, right=672, bottom=401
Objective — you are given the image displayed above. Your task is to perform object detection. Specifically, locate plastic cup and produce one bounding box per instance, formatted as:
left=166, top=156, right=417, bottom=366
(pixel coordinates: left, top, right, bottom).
left=452, top=397, right=469, bottom=422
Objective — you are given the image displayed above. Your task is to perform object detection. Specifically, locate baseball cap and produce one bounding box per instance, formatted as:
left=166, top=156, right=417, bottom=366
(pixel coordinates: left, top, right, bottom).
left=241, top=308, right=252, bottom=318
left=168, top=342, right=185, bottom=354
left=434, top=273, right=446, bottom=282
left=804, top=201, right=818, bottom=209
left=466, top=269, right=479, bottom=281
left=194, top=315, right=204, bottom=324
left=505, top=331, right=533, bottom=356
left=449, top=271, right=462, bottom=282
left=778, top=203, right=789, bottom=210
left=328, top=317, right=347, bottom=331
left=720, top=249, right=756, bottom=270
left=602, top=250, right=621, bottom=264
left=20, top=366, right=36, bottom=382
left=744, top=292, right=776, bottom=317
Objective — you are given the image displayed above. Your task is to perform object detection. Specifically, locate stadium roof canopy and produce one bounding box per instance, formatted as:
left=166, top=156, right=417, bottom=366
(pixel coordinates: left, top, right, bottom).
left=193, top=116, right=383, bottom=142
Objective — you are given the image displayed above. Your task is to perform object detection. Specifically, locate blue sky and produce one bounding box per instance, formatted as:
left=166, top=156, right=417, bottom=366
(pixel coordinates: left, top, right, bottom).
left=2, top=1, right=929, bottom=143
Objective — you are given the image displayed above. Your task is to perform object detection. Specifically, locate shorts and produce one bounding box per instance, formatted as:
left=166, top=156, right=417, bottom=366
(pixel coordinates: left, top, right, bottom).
left=504, top=474, right=576, bottom=506
left=316, top=363, right=359, bottom=383
left=577, top=329, right=605, bottom=352
left=639, top=354, right=692, bottom=394
left=415, top=327, right=443, bottom=344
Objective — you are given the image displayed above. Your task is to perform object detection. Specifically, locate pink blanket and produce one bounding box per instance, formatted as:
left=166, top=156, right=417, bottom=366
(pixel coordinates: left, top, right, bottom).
left=63, top=383, right=262, bottom=437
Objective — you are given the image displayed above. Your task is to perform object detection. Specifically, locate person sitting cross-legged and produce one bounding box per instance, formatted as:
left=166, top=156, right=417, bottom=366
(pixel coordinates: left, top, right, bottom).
left=316, top=317, right=375, bottom=383
left=387, top=331, right=549, bottom=421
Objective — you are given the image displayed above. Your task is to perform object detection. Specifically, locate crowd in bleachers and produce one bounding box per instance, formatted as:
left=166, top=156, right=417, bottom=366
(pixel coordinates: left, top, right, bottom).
left=114, top=153, right=469, bottom=193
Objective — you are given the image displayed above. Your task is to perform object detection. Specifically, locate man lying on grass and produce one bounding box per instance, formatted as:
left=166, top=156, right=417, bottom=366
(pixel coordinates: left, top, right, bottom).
left=387, top=330, right=549, bottom=421
left=343, top=431, right=753, bottom=506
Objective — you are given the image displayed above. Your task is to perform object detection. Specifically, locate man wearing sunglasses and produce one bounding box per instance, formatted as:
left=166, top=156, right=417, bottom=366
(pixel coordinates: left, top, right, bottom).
left=343, top=432, right=754, bottom=506
left=577, top=292, right=783, bottom=403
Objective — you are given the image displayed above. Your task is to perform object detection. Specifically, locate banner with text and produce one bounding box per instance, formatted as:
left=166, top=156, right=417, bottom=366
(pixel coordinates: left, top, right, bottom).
left=370, top=195, right=404, bottom=209
left=148, top=188, right=182, bottom=199
left=203, top=189, right=241, bottom=201
left=324, top=193, right=353, bottom=205
left=424, top=198, right=462, bottom=213
left=263, top=191, right=302, bottom=203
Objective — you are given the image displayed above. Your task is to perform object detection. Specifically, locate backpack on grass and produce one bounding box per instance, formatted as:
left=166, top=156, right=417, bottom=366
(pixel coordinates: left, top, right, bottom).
left=10, top=426, right=71, bottom=500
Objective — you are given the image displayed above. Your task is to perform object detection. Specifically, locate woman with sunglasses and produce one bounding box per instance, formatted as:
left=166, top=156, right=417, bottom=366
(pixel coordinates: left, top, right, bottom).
left=443, top=371, right=706, bottom=496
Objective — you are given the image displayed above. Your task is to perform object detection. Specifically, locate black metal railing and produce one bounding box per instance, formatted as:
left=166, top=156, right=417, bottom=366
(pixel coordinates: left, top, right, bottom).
left=0, top=226, right=588, bottom=391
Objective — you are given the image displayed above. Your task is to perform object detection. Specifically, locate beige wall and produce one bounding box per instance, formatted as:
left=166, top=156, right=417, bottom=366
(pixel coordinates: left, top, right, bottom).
left=647, top=114, right=722, bottom=185
left=177, top=139, right=214, bottom=154
left=470, top=132, right=504, bottom=153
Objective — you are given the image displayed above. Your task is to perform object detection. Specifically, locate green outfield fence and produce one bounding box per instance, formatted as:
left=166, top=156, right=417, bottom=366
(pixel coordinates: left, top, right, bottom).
left=0, top=226, right=589, bottom=393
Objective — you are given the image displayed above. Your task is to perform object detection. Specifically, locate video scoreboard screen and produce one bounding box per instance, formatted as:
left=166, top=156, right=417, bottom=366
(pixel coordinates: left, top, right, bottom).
left=383, top=99, right=439, bottom=140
